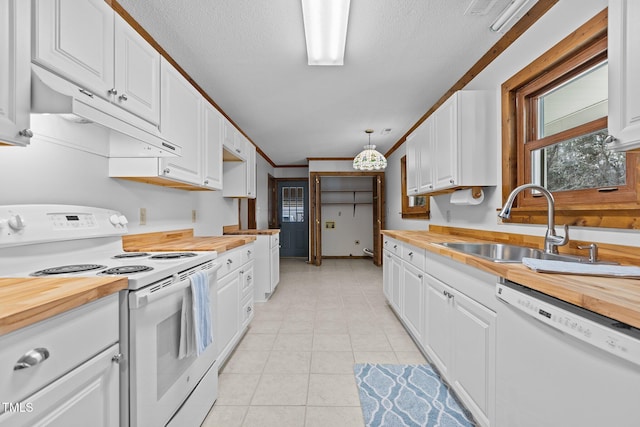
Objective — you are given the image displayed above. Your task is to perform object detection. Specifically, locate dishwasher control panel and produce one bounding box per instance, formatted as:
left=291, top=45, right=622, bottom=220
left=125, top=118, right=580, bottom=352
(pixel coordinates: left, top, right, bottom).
left=496, top=282, right=640, bottom=367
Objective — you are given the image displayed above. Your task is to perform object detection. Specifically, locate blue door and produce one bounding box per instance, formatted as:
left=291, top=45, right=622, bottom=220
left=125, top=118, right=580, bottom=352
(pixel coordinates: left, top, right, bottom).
left=278, top=180, right=309, bottom=257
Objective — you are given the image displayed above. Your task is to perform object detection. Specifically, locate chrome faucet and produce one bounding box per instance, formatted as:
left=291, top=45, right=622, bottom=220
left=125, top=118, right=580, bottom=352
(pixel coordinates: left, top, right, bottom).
left=498, top=184, right=569, bottom=254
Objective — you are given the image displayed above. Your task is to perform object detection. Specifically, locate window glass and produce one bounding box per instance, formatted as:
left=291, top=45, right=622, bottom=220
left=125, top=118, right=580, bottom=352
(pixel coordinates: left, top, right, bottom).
left=537, top=61, right=608, bottom=138
left=281, top=186, right=305, bottom=223
left=531, top=129, right=627, bottom=191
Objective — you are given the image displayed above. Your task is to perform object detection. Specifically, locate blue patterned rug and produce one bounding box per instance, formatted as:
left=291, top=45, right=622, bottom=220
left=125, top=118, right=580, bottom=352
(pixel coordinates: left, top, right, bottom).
left=354, top=363, right=475, bottom=427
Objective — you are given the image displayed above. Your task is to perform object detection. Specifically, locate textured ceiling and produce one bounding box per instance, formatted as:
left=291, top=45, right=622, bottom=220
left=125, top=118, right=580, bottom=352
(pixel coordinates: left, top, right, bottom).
left=117, top=0, right=519, bottom=165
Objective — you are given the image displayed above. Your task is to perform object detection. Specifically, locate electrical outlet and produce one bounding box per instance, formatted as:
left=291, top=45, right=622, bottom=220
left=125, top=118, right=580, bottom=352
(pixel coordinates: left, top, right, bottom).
left=192, top=210, right=197, bottom=223
left=446, top=210, right=451, bottom=223
left=139, top=208, right=147, bottom=225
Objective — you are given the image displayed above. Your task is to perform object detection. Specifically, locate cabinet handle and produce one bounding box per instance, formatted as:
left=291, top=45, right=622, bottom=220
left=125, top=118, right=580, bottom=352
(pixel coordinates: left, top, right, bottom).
left=247, top=306, right=252, bottom=313
left=163, top=168, right=171, bottom=174
left=227, top=259, right=233, bottom=265
left=603, top=135, right=617, bottom=145
left=108, top=88, right=118, bottom=95
left=236, top=148, right=241, bottom=153
left=78, top=88, right=94, bottom=98
left=247, top=250, right=252, bottom=256
left=112, top=353, right=124, bottom=364
left=247, top=275, right=252, bottom=282
left=393, top=245, right=397, bottom=249
left=14, top=348, right=50, bottom=370
left=418, top=274, right=423, bottom=279
left=386, top=254, right=391, bottom=258
left=408, top=251, right=413, bottom=257
left=240, top=269, right=244, bottom=274
left=449, top=179, right=455, bottom=184
left=119, top=94, right=128, bottom=101
left=204, top=180, right=209, bottom=184
left=19, top=129, right=33, bottom=138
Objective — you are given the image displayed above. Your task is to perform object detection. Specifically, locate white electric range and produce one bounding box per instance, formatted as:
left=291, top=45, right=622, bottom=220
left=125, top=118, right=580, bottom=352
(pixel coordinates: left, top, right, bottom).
left=0, top=205, right=220, bottom=427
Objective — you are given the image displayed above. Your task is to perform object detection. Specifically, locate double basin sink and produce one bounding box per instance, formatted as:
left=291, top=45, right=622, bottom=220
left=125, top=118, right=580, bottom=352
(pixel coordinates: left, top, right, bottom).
left=437, top=242, right=590, bottom=264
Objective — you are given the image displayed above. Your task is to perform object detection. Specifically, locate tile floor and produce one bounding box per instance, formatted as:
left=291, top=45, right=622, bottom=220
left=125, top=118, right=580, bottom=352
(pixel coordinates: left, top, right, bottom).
left=201, top=258, right=426, bottom=427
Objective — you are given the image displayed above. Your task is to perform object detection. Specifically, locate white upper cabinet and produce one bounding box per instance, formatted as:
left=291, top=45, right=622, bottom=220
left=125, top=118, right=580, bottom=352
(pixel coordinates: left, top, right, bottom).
left=114, top=14, right=160, bottom=125
left=0, top=0, right=31, bottom=146
left=405, top=90, right=496, bottom=195
left=33, top=0, right=114, bottom=100
left=202, top=102, right=224, bottom=190
left=246, top=143, right=256, bottom=198
left=608, top=0, right=640, bottom=151
left=223, top=119, right=247, bottom=161
left=33, top=0, right=160, bottom=125
left=159, top=58, right=202, bottom=185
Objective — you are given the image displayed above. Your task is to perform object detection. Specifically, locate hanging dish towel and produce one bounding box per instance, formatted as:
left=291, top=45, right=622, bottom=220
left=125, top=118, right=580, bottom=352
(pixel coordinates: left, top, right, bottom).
left=190, top=270, right=214, bottom=355
left=178, top=285, right=195, bottom=359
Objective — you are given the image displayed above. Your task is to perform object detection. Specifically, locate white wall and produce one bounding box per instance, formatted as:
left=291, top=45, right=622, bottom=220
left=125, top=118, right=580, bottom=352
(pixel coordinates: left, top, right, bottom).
left=255, top=155, right=275, bottom=229
left=387, top=0, right=640, bottom=247
left=274, top=167, right=308, bottom=178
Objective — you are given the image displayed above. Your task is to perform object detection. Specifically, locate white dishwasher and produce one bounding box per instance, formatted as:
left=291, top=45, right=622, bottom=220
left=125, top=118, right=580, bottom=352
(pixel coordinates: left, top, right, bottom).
left=495, top=279, right=640, bottom=427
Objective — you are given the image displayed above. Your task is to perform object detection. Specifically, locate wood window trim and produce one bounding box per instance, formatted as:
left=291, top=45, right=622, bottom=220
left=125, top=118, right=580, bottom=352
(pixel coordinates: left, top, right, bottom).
left=501, top=8, right=640, bottom=229
left=401, top=156, right=430, bottom=219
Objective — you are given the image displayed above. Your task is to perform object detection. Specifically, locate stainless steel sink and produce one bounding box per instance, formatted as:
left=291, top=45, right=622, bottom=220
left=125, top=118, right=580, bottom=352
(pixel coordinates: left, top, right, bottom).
left=437, top=242, right=589, bottom=263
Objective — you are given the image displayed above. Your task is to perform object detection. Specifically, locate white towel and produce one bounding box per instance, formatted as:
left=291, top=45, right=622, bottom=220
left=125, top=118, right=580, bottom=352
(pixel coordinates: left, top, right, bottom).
left=190, top=270, right=214, bottom=355
left=178, top=286, right=195, bottom=359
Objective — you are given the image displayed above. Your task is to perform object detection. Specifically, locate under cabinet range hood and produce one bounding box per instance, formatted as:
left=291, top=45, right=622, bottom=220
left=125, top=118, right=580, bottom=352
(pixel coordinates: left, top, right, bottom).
left=30, top=64, right=181, bottom=157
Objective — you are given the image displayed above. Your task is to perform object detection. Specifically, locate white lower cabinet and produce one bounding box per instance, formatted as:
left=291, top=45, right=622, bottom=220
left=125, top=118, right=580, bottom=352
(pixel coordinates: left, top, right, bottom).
left=250, top=233, right=280, bottom=302
left=0, top=294, right=120, bottom=427
left=216, top=244, right=255, bottom=366
left=382, top=237, right=496, bottom=427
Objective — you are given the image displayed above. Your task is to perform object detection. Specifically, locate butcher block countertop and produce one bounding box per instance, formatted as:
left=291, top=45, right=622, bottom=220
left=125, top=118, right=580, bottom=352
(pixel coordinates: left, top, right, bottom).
left=0, top=277, right=127, bottom=336
left=383, top=228, right=640, bottom=329
left=224, top=229, right=280, bottom=236
left=122, top=229, right=256, bottom=253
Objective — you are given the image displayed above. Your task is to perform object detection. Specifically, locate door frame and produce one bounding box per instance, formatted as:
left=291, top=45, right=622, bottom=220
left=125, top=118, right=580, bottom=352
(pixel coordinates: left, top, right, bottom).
left=309, top=171, right=385, bottom=267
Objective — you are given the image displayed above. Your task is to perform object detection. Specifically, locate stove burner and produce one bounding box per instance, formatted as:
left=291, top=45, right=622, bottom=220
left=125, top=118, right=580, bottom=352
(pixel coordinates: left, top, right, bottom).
left=150, top=252, right=197, bottom=260
left=31, top=264, right=108, bottom=276
left=113, top=252, right=150, bottom=259
left=99, top=265, right=154, bottom=275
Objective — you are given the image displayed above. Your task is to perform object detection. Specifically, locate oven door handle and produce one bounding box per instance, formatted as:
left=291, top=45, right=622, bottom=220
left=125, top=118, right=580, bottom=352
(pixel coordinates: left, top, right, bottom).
left=130, top=263, right=220, bottom=309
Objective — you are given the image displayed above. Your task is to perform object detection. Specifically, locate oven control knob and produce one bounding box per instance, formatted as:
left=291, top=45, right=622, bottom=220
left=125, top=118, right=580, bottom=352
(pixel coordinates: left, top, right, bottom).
left=109, top=214, right=121, bottom=226
left=8, top=214, right=26, bottom=231
left=119, top=215, right=129, bottom=225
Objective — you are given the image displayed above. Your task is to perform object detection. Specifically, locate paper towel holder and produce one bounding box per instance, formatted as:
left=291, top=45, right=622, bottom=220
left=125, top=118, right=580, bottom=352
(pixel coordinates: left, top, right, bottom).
left=449, top=186, right=485, bottom=205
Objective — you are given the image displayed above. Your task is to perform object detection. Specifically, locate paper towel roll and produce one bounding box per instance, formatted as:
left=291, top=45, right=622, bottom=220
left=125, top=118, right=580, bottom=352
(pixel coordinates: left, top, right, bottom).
left=450, top=188, right=484, bottom=205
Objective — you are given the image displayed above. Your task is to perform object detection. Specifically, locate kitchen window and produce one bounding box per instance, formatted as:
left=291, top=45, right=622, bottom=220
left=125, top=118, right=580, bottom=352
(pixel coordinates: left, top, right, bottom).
left=501, top=9, right=640, bottom=229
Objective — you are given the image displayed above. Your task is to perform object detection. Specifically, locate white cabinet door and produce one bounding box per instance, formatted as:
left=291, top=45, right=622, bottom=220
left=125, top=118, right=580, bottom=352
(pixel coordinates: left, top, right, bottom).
left=33, top=0, right=114, bottom=100
left=216, top=272, right=240, bottom=364
left=160, top=58, right=202, bottom=185
left=114, top=14, right=160, bottom=125
left=433, top=93, right=458, bottom=190
left=401, top=262, right=424, bottom=342
left=451, top=290, right=496, bottom=427
left=246, top=143, right=257, bottom=199
left=222, top=119, right=246, bottom=160
left=0, top=344, right=119, bottom=427
left=608, top=0, right=640, bottom=151
left=270, top=243, right=280, bottom=292
left=0, top=0, right=31, bottom=146
left=417, top=118, right=434, bottom=193
left=405, top=131, right=420, bottom=195
left=389, top=253, right=403, bottom=313
left=424, top=275, right=452, bottom=378
left=202, top=102, right=224, bottom=190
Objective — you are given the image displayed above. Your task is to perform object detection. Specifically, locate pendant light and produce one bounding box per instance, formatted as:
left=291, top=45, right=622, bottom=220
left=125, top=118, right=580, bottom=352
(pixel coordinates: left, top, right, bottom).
left=353, top=129, right=387, bottom=171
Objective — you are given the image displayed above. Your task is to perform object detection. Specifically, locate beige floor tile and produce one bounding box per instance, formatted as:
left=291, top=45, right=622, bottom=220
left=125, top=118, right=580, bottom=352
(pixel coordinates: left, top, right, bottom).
left=273, top=333, right=313, bottom=351
left=241, top=406, right=306, bottom=427
left=353, top=351, right=399, bottom=364
left=201, top=405, right=247, bottom=427
left=251, top=373, right=309, bottom=405
left=387, top=333, right=420, bottom=352
left=247, top=320, right=282, bottom=334
left=305, top=406, right=365, bottom=427
left=313, top=319, right=349, bottom=333
left=350, top=334, right=392, bottom=352
left=312, top=333, right=352, bottom=351
left=279, top=319, right=315, bottom=334
left=310, top=351, right=355, bottom=374
left=236, top=333, right=277, bottom=351
left=220, top=350, right=269, bottom=374
left=263, top=351, right=311, bottom=373
left=307, top=374, right=361, bottom=406
left=315, top=310, right=346, bottom=321
left=395, top=350, right=428, bottom=364
left=216, top=374, right=260, bottom=405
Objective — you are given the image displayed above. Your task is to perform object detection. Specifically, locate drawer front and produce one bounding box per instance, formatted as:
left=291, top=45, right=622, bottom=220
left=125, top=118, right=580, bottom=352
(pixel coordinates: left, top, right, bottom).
left=403, top=244, right=426, bottom=270
left=383, top=237, right=402, bottom=256
left=241, top=243, right=255, bottom=264
left=0, top=294, right=119, bottom=404
left=270, top=233, right=280, bottom=248
left=218, top=247, right=244, bottom=278
left=240, top=262, right=255, bottom=301
left=240, top=295, right=254, bottom=330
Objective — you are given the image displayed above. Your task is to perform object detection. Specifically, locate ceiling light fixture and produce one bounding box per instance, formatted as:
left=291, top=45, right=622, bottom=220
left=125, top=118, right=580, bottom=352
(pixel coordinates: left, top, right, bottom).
left=301, top=0, right=351, bottom=66
left=353, top=129, right=387, bottom=171
left=490, top=0, right=531, bottom=33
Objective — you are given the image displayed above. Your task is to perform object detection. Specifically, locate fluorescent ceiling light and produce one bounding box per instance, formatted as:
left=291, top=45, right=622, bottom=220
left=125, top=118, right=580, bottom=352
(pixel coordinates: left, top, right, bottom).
left=490, top=0, right=531, bottom=33
left=301, top=0, right=351, bottom=66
